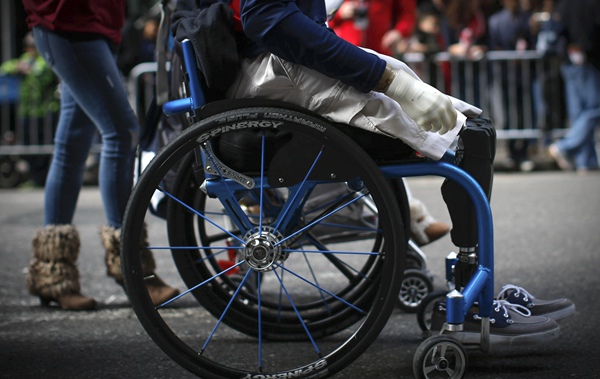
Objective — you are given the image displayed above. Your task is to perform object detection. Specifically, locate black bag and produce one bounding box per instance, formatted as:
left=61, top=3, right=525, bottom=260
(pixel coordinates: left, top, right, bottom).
left=171, top=0, right=240, bottom=95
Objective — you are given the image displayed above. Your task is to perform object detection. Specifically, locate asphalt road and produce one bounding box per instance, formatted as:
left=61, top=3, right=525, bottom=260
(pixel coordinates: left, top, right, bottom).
left=1, top=171, right=599, bottom=378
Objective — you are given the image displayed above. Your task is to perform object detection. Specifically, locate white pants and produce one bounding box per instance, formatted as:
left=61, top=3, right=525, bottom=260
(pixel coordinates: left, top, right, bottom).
left=226, top=49, right=480, bottom=160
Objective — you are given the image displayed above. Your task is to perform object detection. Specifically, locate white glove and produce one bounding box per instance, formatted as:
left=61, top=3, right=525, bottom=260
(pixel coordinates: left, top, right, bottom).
left=384, top=68, right=457, bottom=134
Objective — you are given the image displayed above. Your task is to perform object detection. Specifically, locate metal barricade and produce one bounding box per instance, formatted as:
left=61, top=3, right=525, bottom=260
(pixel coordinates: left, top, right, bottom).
left=0, top=50, right=571, bottom=187
left=402, top=50, right=568, bottom=141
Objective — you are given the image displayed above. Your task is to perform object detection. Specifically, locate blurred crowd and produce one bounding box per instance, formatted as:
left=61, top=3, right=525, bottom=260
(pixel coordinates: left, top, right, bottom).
left=1, top=0, right=598, bottom=184
left=329, top=0, right=563, bottom=60
left=329, top=0, right=599, bottom=173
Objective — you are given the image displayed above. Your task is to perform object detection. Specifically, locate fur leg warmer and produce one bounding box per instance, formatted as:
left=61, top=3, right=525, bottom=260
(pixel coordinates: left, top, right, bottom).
left=26, top=224, right=82, bottom=299
left=100, top=225, right=156, bottom=285
left=99, top=224, right=179, bottom=305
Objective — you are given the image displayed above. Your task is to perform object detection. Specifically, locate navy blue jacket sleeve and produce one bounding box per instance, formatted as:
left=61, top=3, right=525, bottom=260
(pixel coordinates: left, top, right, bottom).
left=240, top=0, right=385, bottom=93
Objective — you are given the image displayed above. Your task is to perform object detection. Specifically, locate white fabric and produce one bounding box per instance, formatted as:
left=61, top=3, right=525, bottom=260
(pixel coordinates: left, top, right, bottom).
left=226, top=50, right=481, bottom=160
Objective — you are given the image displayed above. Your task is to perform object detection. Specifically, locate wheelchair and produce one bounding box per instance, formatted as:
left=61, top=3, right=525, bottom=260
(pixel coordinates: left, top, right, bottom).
left=121, top=7, right=497, bottom=379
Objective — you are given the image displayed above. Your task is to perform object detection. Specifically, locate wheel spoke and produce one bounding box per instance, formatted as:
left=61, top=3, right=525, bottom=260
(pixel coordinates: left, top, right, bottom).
left=201, top=267, right=255, bottom=353
left=276, top=262, right=366, bottom=314
left=156, top=260, right=246, bottom=309
left=276, top=190, right=368, bottom=247
left=272, top=268, right=322, bottom=355
left=273, top=147, right=324, bottom=234
left=160, top=185, right=246, bottom=245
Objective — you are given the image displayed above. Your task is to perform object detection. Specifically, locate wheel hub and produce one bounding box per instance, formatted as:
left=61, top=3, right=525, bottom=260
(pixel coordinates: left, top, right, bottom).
left=434, top=357, right=449, bottom=371
left=243, top=227, right=286, bottom=271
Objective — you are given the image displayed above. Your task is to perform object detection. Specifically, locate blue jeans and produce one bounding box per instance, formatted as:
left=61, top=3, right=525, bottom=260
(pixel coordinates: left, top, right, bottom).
left=33, top=27, right=139, bottom=228
left=558, top=63, right=600, bottom=170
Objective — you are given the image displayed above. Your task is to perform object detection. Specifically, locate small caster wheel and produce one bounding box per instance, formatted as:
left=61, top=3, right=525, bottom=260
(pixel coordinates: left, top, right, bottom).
left=397, top=268, right=434, bottom=313
left=417, top=290, right=447, bottom=332
left=413, top=335, right=468, bottom=379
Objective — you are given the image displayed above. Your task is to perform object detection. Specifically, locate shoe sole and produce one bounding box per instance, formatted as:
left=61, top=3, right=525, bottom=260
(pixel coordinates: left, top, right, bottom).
left=537, top=303, right=576, bottom=321
left=450, top=324, right=560, bottom=347
left=549, top=145, right=571, bottom=171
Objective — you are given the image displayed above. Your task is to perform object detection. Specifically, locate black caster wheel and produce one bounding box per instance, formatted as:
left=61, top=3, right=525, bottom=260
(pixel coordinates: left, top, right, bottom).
left=413, top=335, right=468, bottom=379
left=417, top=290, right=447, bottom=332
left=397, top=268, right=434, bottom=313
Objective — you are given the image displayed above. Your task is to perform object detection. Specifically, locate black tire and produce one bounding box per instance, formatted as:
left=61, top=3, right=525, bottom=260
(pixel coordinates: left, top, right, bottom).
left=417, top=290, right=448, bottom=332
left=413, top=335, right=468, bottom=379
left=122, top=103, right=406, bottom=378
left=397, top=268, right=434, bottom=313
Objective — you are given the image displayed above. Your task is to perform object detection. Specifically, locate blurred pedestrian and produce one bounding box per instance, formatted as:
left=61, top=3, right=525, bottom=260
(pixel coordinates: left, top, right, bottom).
left=0, top=32, right=59, bottom=186
left=548, top=0, right=600, bottom=174
left=439, top=0, right=487, bottom=60
left=118, top=16, right=160, bottom=76
left=530, top=0, right=567, bottom=145
left=487, top=0, right=536, bottom=171
left=438, top=0, right=488, bottom=106
left=21, top=0, right=178, bottom=311
left=406, top=3, right=443, bottom=56
left=329, top=0, right=417, bottom=56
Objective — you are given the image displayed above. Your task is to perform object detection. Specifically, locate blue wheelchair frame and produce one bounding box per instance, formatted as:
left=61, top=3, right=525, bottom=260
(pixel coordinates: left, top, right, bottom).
left=164, top=38, right=495, bottom=350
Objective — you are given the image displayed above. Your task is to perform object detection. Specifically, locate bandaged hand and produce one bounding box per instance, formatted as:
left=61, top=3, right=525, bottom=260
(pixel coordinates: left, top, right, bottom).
left=383, top=68, right=457, bottom=134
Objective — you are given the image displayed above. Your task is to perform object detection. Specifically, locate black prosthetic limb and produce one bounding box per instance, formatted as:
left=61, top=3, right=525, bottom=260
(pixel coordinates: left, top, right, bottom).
left=441, top=118, right=496, bottom=288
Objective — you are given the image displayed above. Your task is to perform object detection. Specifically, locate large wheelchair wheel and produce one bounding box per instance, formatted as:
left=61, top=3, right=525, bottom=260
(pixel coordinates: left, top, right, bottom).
left=121, top=102, right=407, bottom=378
left=167, top=155, right=390, bottom=340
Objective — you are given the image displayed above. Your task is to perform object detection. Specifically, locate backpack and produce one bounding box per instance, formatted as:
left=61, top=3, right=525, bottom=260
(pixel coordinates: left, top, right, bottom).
left=171, top=0, right=242, bottom=96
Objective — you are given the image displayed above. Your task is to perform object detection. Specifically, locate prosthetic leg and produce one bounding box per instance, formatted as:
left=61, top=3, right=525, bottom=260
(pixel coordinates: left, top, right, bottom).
left=441, top=118, right=496, bottom=288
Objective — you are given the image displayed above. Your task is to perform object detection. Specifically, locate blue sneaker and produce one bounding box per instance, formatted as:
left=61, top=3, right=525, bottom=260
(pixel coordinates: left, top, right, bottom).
left=496, top=284, right=576, bottom=320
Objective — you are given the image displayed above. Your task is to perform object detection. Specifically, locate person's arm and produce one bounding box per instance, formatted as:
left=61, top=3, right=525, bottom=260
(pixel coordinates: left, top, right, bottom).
left=380, top=0, right=416, bottom=54
left=240, top=0, right=385, bottom=93
left=392, top=0, right=416, bottom=38
left=0, top=56, right=26, bottom=76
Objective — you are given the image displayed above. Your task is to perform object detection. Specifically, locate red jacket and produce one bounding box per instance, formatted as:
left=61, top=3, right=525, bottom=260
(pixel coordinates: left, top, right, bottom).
left=22, top=0, right=126, bottom=45
left=329, top=0, right=416, bottom=55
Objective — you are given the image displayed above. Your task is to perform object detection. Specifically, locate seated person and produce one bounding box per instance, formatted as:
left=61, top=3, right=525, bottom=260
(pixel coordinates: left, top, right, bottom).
left=172, top=0, right=575, bottom=344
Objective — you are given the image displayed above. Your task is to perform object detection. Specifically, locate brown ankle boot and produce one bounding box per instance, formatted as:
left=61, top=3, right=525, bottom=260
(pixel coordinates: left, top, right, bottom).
left=26, top=225, right=97, bottom=311
left=100, top=225, right=179, bottom=306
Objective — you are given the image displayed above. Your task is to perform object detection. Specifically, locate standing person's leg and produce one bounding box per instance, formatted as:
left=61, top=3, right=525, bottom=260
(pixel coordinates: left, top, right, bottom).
left=561, top=64, right=584, bottom=123
left=33, top=27, right=139, bottom=227
left=550, top=64, right=600, bottom=170
left=41, top=32, right=179, bottom=304
left=58, top=40, right=135, bottom=225
left=581, top=138, right=599, bottom=170
left=30, top=27, right=178, bottom=307
left=569, top=109, right=600, bottom=171
left=43, top=86, right=97, bottom=224
left=569, top=64, right=600, bottom=171
left=26, top=27, right=101, bottom=310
